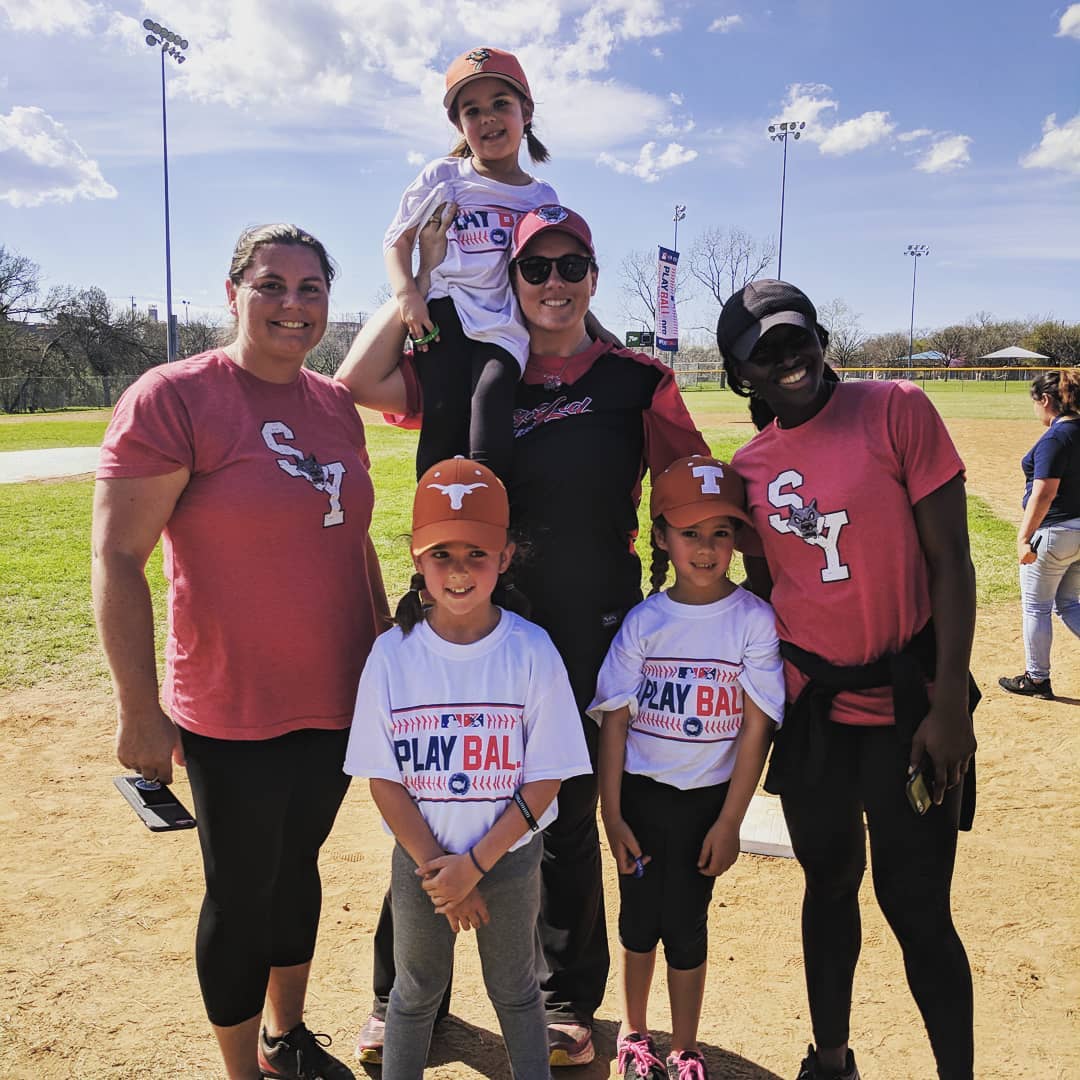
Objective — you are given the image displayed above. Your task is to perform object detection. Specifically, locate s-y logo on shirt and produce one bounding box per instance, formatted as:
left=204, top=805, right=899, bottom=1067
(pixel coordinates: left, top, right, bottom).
left=766, top=468, right=850, bottom=582
left=262, top=422, right=345, bottom=527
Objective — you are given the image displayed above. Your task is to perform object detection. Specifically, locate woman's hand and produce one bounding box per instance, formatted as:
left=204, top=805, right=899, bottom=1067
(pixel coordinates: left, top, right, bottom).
left=417, top=851, right=482, bottom=910
left=1017, top=537, right=1038, bottom=565
left=697, top=818, right=740, bottom=877
left=909, top=699, right=977, bottom=804
left=417, top=201, right=457, bottom=288
left=603, top=815, right=650, bottom=876
left=116, top=704, right=184, bottom=785
left=442, top=888, right=490, bottom=933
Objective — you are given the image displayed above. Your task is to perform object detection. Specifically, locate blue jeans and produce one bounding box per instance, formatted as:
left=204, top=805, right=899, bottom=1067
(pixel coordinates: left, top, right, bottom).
left=1020, top=518, right=1080, bottom=680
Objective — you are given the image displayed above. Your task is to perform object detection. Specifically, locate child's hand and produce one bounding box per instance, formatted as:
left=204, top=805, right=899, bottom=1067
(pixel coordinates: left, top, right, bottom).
left=443, top=888, right=490, bottom=934
left=698, top=818, right=740, bottom=877
left=417, top=851, right=483, bottom=909
left=397, top=290, right=437, bottom=351
left=603, top=816, right=651, bottom=876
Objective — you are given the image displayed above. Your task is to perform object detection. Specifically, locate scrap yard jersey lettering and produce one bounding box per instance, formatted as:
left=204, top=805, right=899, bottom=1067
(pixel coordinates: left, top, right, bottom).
left=634, top=659, right=743, bottom=742
left=390, top=704, right=525, bottom=801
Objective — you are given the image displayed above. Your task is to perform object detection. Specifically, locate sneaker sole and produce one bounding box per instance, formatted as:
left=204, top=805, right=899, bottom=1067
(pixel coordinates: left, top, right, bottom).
left=356, top=1046, right=382, bottom=1065
left=551, top=1045, right=596, bottom=1067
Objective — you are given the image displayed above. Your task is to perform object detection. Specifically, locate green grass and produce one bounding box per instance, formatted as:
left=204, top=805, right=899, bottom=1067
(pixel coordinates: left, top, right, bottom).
left=0, top=419, right=110, bottom=451
left=0, top=411, right=1020, bottom=692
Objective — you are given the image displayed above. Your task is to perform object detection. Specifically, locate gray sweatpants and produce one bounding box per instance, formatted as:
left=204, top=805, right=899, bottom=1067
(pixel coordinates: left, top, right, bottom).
left=383, top=838, right=550, bottom=1080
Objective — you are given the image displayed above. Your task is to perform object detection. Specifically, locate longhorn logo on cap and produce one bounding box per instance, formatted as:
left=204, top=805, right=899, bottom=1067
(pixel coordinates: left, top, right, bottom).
left=427, top=482, right=489, bottom=510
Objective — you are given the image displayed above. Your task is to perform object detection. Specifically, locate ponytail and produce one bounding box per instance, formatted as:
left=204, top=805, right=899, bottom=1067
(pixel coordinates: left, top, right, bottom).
left=1031, top=368, right=1080, bottom=416
left=648, top=521, right=672, bottom=595
left=524, top=122, right=550, bottom=164
left=394, top=572, right=427, bottom=635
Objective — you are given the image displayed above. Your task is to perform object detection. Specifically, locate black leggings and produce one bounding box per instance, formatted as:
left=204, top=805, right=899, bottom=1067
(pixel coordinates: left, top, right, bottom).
left=180, top=726, right=351, bottom=1027
left=781, top=723, right=973, bottom=1080
left=414, top=297, right=520, bottom=481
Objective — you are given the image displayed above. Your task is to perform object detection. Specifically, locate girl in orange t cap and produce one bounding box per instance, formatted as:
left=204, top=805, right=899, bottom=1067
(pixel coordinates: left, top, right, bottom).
left=344, top=458, right=591, bottom=1078
left=588, top=455, right=784, bottom=1080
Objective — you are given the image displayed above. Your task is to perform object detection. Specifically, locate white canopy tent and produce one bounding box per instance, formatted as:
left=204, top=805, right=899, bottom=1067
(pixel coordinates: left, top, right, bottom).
left=979, top=346, right=1050, bottom=361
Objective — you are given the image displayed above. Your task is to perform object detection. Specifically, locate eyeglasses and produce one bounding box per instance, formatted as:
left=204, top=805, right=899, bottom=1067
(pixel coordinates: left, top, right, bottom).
left=512, top=253, right=596, bottom=285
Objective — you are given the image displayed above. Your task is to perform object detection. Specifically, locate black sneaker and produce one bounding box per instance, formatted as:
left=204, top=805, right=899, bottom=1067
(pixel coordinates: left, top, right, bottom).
left=998, top=672, right=1055, bottom=700
left=795, top=1044, right=861, bottom=1080
left=259, top=1023, right=355, bottom=1079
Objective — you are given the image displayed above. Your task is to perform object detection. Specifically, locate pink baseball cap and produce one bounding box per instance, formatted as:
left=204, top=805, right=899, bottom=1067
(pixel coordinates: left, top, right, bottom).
left=512, top=205, right=595, bottom=259
left=444, top=47, right=532, bottom=114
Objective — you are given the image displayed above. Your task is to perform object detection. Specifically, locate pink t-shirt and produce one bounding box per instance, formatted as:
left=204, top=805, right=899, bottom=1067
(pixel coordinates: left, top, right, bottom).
left=98, top=350, right=385, bottom=740
left=732, top=380, right=964, bottom=725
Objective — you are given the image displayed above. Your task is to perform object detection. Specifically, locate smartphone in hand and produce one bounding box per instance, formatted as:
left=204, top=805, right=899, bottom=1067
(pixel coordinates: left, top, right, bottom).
left=905, top=762, right=933, bottom=816
left=113, top=776, right=196, bottom=832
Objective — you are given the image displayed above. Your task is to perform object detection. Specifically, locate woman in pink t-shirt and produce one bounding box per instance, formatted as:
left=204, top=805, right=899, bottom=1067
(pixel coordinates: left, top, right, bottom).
left=718, top=280, right=978, bottom=1080
left=93, top=224, right=385, bottom=1080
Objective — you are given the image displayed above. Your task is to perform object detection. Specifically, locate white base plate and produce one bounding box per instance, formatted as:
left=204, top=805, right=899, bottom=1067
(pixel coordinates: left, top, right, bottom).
left=739, top=793, right=794, bottom=859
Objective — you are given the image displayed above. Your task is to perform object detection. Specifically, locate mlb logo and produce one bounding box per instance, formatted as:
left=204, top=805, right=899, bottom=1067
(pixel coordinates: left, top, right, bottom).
left=440, top=712, right=486, bottom=729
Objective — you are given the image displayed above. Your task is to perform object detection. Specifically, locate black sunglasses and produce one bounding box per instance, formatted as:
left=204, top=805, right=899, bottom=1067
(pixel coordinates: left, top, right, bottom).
left=512, top=253, right=597, bottom=285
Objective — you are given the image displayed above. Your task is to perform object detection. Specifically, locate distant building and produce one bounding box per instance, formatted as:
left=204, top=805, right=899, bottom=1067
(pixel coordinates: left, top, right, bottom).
left=148, top=305, right=159, bottom=322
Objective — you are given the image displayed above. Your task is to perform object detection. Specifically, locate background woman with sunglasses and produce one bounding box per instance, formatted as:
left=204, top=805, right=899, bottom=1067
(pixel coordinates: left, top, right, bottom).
left=337, top=203, right=708, bottom=1068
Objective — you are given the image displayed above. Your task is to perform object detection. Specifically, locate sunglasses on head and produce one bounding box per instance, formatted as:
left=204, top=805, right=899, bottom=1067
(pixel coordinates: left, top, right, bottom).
left=512, top=253, right=596, bottom=285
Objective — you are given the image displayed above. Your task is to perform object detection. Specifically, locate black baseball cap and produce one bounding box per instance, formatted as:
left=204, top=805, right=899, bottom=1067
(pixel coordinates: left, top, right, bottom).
left=716, top=279, right=820, bottom=365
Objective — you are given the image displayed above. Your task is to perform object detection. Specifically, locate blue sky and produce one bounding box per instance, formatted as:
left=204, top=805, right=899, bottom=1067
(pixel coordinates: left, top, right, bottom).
left=1, top=0, right=1078, bottom=343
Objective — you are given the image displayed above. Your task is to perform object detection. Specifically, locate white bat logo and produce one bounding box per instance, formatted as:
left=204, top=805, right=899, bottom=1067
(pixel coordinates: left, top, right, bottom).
left=428, top=482, right=488, bottom=510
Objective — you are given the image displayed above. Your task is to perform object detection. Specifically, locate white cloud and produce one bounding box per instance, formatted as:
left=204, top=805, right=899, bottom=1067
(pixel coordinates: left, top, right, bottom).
left=897, top=128, right=933, bottom=142
left=915, top=134, right=972, bottom=173
left=596, top=140, right=697, bottom=182
left=658, top=116, right=695, bottom=136
left=1021, top=112, right=1080, bottom=175
left=0, top=106, right=117, bottom=208
left=772, top=83, right=838, bottom=135
left=0, top=0, right=99, bottom=35
left=406, top=150, right=425, bottom=166
left=1057, top=4, right=1080, bottom=39
left=709, top=15, right=743, bottom=33
left=669, top=92, right=683, bottom=106
left=651, top=47, right=663, bottom=57
left=818, top=111, right=895, bottom=155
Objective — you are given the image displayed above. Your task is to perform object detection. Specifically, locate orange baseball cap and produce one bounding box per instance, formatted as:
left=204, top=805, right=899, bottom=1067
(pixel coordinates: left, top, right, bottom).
left=650, top=455, right=752, bottom=528
left=443, top=47, right=532, bottom=113
left=412, top=457, right=510, bottom=555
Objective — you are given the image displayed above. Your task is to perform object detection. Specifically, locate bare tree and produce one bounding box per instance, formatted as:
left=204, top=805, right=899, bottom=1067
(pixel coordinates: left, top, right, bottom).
left=688, top=227, right=775, bottom=308
left=619, top=249, right=658, bottom=331
left=817, top=298, right=865, bottom=368
left=372, top=283, right=393, bottom=308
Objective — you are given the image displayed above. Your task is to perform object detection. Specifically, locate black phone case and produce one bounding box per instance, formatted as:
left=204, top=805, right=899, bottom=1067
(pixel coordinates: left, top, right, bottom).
left=113, top=776, right=197, bottom=832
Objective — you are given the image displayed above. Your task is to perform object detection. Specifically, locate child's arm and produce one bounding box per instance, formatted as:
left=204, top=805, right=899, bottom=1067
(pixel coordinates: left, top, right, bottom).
left=385, top=228, right=436, bottom=348
left=697, top=696, right=774, bottom=877
left=417, top=778, right=561, bottom=911
left=597, top=705, right=649, bottom=875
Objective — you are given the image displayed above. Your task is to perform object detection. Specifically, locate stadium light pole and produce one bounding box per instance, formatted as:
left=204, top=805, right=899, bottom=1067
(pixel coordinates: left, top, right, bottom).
left=767, top=121, right=805, bottom=280
left=672, top=204, right=686, bottom=252
left=142, top=18, right=189, bottom=362
left=905, top=244, right=930, bottom=368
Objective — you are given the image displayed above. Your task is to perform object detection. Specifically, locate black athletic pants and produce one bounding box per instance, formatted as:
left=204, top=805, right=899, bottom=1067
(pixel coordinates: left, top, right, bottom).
left=180, top=726, right=351, bottom=1028
left=780, top=723, right=973, bottom=1080
left=414, top=297, right=519, bottom=482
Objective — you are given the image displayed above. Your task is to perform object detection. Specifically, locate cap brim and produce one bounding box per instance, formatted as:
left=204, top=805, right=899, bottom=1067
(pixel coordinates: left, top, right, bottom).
left=512, top=222, right=595, bottom=259
left=663, top=502, right=752, bottom=528
left=732, top=311, right=813, bottom=364
left=411, top=522, right=508, bottom=556
left=444, top=72, right=531, bottom=110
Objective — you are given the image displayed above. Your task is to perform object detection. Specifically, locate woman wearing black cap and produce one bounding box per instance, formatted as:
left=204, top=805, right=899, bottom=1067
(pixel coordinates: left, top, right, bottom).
left=716, top=281, right=978, bottom=1080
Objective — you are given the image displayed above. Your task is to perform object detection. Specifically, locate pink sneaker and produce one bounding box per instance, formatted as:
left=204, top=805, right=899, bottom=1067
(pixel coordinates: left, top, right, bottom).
left=616, top=1032, right=666, bottom=1079
left=666, top=1050, right=710, bottom=1080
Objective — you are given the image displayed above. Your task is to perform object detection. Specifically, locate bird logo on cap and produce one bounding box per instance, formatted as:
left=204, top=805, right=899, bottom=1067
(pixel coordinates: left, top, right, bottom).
left=427, top=482, right=488, bottom=510
left=465, top=48, right=491, bottom=70
left=536, top=205, right=569, bottom=224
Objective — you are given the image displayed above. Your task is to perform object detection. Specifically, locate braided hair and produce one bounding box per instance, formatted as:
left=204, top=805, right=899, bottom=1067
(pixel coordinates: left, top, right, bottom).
left=648, top=518, right=672, bottom=595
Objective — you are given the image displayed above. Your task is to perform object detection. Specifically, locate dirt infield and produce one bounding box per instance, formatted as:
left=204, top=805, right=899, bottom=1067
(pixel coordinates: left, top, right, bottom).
left=2, top=415, right=1077, bottom=1079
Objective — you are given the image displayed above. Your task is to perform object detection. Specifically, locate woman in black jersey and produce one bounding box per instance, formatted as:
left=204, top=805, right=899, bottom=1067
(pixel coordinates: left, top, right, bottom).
left=337, top=203, right=708, bottom=1068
